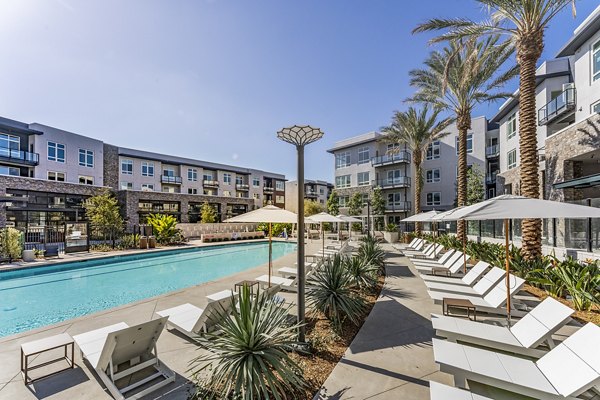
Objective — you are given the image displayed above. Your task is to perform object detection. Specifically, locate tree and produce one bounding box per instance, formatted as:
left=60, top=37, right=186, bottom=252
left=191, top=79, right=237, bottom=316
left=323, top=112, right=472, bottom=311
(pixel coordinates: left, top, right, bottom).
left=347, top=193, right=364, bottom=231
left=83, top=190, right=123, bottom=244
left=371, top=186, right=386, bottom=231
left=381, top=105, right=453, bottom=234
left=413, top=0, right=577, bottom=258
left=327, top=191, right=340, bottom=216
left=304, top=199, right=325, bottom=217
left=408, top=36, right=516, bottom=242
left=200, top=201, right=218, bottom=223
left=466, top=166, right=485, bottom=205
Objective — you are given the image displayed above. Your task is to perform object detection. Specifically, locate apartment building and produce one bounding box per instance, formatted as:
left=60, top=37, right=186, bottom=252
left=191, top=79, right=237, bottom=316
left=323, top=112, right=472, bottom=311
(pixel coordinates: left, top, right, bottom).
left=492, top=4, right=600, bottom=203
left=285, top=179, right=334, bottom=213
left=0, top=116, right=286, bottom=233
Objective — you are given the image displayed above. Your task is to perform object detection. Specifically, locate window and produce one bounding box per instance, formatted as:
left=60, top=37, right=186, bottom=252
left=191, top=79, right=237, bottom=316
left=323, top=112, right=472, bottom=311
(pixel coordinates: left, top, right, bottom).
left=387, top=192, right=403, bottom=206
left=276, top=181, right=285, bottom=191
left=426, top=141, right=440, bottom=160
left=141, top=184, right=154, bottom=191
left=507, top=113, right=517, bottom=139
left=187, top=168, right=197, bottom=181
left=47, top=171, right=65, bottom=182
left=78, top=175, right=94, bottom=185
left=387, top=143, right=400, bottom=153
left=319, top=188, right=324, bottom=194
left=163, top=186, right=176, bottom=193
left=141, top=162, right=154, bottom=177
left=120, top=182, right=133, bottom=190
left=78, top=149, right=94, bottom=167
left=223, top=173, right=231, bottom=185
left=335, top=151, right=351, bottom=169
left=426, top=169, right=441, bottom=183
left=0, top=133, right=20, bottom=156
left=426, top=192, right=441, bottom=206
left=592, top=100, right=600, bottom=114
left=507, top=149, right=517, bottom=169
left=593, top=40, right=600, bottom=82
left=253, top=193, right=260, bottom=199
left=47, top=142, right=65, bottom=162
left=455, top=134, right=473, bottom=155
left=121, top=159, right=133, bottom=174
left=203, top=173, right=214, bottom=182
left=386, top=169, right=402, bottom=183
left=223, top=190, right=231, bottom=197
left=204, top=189, right=216, bottom=196
left=488, top=188, right=496, bottom=199
left=335, top=175, right=351, bottom=188
left=236, top=176, right=243, bottom=185
left=357, top=146, right=370, bottom=164
left=456, top=164, right=473, bottom=177
left=276, top=195, right=284, bottom=203
left=361, top=193, right=369, bottom=204
left=252, top=177, right=260, bottom=187
left=163, top=168, right=175, bottom=177
left=188, top=188, right=198, bottom=194
left=0, top=166, right=19, bottom=176
left=357, top=172, right=370, bottom=186
left=338, top=196, right=349, bottom=207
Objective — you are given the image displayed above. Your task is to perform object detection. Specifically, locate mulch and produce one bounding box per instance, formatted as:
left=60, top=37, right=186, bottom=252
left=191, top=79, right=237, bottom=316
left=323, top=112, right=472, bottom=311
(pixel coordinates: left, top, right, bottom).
left=523, top=284, right=600, bottom=325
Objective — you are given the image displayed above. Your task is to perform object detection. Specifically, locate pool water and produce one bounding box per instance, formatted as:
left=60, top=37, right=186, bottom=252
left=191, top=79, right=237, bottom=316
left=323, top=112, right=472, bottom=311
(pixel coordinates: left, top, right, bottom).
left=0, top=242, right=296, bottom=337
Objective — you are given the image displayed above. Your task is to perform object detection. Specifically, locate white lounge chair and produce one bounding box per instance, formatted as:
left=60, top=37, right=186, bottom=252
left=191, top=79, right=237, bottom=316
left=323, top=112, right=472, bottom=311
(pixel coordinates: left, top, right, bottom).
left=433, top=323, right=600, bottom=399
left=425, top=267, right=505, bottom=296
left=156, top=289, right=237, bottom=338
left=411, top=248, right=457, bottom=267
left=416, top=252, right=469, bottom=276
left=278, top=261, right=320, bottom=278
left=432, top=297, right=573, bottom=358
left=429, top=381, right=493, bottom=400
left=393, top=237, right=420, bottom=250
left=402, top=242, right=433, bottom=257
left=422, top=261, right=490, bottom=285
left=410, top=243, right=444, bottom=260
left=256, top=274, right=298, bottom=292
left=73, top=318, right=175, bottom=400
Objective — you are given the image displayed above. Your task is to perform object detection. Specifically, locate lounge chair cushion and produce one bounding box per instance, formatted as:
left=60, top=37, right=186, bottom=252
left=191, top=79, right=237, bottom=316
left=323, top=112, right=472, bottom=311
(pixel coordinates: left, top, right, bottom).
left=73, top=322, right=129, bottom=369
left=510, top=297, right=573, bottom=348
left=156, top=303, right=205, bottom=334
left=431, top=315, right=522, bottom=347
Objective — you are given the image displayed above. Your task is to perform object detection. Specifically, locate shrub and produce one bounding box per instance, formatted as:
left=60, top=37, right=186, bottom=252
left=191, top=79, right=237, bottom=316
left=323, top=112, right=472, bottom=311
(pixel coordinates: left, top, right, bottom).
left=384, top=223, right=398, bottom=232
left=146, top=214, right=183, bottom=244
left=189, top=285, right=307, bottom=399
left=343, top=255, right=379, bottom=291
left=357, top=235, right=386, bottom=273
left=120, top=233, right=139, bottom=249
left=0, top=228, right=23, bottom=260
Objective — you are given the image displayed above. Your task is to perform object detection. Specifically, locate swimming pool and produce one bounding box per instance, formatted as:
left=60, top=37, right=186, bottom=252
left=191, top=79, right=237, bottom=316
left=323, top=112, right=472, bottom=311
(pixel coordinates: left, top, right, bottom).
left=0, top=242, right=296, bottom=338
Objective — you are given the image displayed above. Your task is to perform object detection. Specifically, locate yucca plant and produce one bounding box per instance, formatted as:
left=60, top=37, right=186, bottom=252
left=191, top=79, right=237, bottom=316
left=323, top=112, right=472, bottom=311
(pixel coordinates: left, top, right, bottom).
left=357, top=236, right=386, bottom=273
left=307, top=254, right=366, bottom=330
left=343, top=255, right=379, bottom=292
left=189, top=285, right=307, bottom=400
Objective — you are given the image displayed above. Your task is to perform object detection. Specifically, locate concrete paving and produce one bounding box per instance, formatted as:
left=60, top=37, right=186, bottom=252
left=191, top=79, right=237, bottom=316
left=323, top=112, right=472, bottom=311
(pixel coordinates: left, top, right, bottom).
left=0, top=240, right=321, bottom=400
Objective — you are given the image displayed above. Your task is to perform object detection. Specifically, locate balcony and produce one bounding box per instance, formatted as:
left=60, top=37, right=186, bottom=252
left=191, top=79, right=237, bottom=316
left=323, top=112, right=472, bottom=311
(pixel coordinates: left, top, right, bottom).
left=0, top=148, right=39, bottom=166
left=235, top=183, right=249, bottom=191
left=485, top=145, right=499, bottom=158
left=486, top=171, right=499, bottom=185
left=161, top=175, right=182, bottom=184
left=263, top=186, right=275, bottom=193
left=385, top=202, right=412, bottom=212
left=372, top=176, right=411, bottom=189
left=203, top=180, right=219, bottom=187
left=538, top=87, right=576, bottom=126
left=304, top=189, right=318, bottom=198
left=371, top=151, right=411, bottom=167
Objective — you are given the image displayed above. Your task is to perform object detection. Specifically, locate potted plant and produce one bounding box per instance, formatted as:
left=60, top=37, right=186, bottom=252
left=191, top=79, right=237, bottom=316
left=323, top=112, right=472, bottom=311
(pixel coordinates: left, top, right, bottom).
left=383, top=223, right=399, bottom=243
left=34, top=249, right=45, bottom=259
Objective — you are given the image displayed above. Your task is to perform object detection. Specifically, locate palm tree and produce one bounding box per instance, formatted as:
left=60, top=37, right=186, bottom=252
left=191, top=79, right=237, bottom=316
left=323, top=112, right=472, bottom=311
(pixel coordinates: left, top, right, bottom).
left=413, top=0, right=576, bottom=259
left=381, top=106, right=454, bottom=234
left=408, top=36, right=517, bottom=242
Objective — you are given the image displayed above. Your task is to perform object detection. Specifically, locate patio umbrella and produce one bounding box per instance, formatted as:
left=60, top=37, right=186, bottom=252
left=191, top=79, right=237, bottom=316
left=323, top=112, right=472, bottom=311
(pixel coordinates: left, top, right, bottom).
left=434, top=194, right=600, bottom=319
left=337, top=214, right=362, bottom=241
left=305, top=212, right=345, bottom=255
left=225, top=205, right=297, bottom=287
left=401, top=210, right=441, bottom=222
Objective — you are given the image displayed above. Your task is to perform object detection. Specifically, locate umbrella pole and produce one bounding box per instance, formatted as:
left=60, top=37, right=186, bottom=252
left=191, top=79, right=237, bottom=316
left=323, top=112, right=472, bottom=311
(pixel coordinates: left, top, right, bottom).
left=462, top=222, right=467, bottom=274
left=504, top=218, right=511, bottom=323
left=269, top=222, right=272, bottom=288
left=322, top=222, right=325, bottom=256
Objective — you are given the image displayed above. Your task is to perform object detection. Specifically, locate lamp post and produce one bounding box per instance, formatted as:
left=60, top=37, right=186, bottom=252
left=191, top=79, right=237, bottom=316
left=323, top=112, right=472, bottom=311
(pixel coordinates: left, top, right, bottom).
left=277, top=125, right=324, bottom=343
left=365, top=198, right=371, bottom=237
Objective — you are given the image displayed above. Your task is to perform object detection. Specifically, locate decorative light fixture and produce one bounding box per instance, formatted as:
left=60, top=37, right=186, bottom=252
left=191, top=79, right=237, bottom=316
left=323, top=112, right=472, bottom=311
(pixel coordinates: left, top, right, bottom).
left=277, top=125, right=323, bottom=344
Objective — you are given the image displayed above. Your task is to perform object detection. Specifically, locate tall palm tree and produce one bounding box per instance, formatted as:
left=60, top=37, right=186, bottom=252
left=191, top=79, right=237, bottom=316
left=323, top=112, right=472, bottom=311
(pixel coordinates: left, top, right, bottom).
left=413, top=0, right=576, bottom=259
left=408, top=36, right=517, bottom=242
left=381, top=106, right=454, bottom=234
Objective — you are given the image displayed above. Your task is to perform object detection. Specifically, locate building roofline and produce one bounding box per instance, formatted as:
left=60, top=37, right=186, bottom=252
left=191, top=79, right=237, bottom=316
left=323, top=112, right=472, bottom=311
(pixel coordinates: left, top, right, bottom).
left=556, top=5, right=600, bottom=57
left=0, top=116, right=43, bottom=135
left=326, top=131, right=381, bottom=153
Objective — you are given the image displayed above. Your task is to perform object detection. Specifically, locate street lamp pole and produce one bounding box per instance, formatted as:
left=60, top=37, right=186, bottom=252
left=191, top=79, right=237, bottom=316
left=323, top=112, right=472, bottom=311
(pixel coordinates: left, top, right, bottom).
left=277, top=125, right=323, bottom=343
left=366, top=198, right=371, bottom=237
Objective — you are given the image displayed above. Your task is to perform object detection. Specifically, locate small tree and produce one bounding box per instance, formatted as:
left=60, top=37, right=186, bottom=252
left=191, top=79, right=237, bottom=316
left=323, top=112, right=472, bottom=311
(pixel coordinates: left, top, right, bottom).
left=371, top=186, right=386, bottom=231
left=327, top=191, right=340, bottom=216
left=200, top=201, right=218, bottom=223
left=347, top=193, right=363, bottom=231
left=466, top=166, right=485, bottom=205
left=83, top=190, right=123, bottom=245
left=304, top=199, right=325, bottom=217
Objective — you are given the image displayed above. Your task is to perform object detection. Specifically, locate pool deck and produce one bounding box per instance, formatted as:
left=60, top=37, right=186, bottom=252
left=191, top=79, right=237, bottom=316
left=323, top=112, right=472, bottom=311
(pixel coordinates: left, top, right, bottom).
left=0, top=240, right=319, bottom=400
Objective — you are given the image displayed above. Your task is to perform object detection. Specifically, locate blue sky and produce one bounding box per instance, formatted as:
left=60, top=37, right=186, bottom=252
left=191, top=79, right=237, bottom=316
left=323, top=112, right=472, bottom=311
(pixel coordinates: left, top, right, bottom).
left=0, top=0, right=597, bottom=182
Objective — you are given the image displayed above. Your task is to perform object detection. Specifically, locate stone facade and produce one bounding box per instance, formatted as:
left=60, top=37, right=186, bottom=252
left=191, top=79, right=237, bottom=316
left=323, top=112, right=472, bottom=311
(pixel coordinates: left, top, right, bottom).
left=545, top=115, right=600, bottom=202
left=103, top=143, right=120, bottom=189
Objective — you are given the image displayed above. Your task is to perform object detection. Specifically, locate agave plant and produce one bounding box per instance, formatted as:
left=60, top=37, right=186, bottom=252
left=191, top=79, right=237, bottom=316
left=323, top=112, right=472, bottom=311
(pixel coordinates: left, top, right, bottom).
left=343, top=255, right=379, bottom=292
left=357, top=236, right=386, bottom=273
left=189, top=285, right=307, bottom=400
left=307, top=254, right=366, bottom=330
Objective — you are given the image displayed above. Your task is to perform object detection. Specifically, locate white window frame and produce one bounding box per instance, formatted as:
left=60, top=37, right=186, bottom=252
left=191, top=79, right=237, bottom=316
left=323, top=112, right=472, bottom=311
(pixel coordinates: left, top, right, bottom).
left=338, top=196, right=349, bottom=207
left=0, top=133, right=20, bottom=157
left=141, top=183, right=154, bottom=191
left=335, top=175, right=351, bottom=188
left=120, top=182, right=133, bottom=190
left=426, top=168, right=441, bottom=183
left=0, top=165, right=19, bottom=176
left=48, top=141, right=65, bottom=163
left=47, top=171, right=65, bottom=181
left=592, top=100, right=600, bottom=114
left=141, top=162, right=154, bottom=177
left=507, top=113, right=517, bottom=139
left=335, top=151, right=351, bottom=169
left=276, top=181, right=285, bottom=191
left=426, top=140, right=440, bottom=160
left=188, top=188, right=198, bottom=194
left=121, top=159, right=133, bottom=175
left=387, top=192, right=403, bottom=206
left=187, top=168, right=197, bottom=181
left=78, top=149, right=94, bottom=167
left=252, top=177, right=260, bottom=187
left=163, top=168, right=175, bottom=177
left=223, top=173, right=231, bottom=185
left=593, top=39, right=600, bottom=82
left=357, top=171, right=370, bottom=186
left=455, top=134, right=473, bottom=155
left=78, top=175, right=94, bottom=185
left=357, top=146, right=370, bottom=164
left=507, top=149, right=517, bottom=170
left=426, top=192, right=441, bottom=206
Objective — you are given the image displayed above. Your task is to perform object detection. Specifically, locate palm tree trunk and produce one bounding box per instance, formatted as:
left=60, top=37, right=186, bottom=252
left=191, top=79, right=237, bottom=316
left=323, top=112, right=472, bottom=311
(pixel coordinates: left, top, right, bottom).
left=414, top=151, right=423, bottom=235
left=456, top=113, right=471, bottom=242
left=517, top=37, right=543, bottom=259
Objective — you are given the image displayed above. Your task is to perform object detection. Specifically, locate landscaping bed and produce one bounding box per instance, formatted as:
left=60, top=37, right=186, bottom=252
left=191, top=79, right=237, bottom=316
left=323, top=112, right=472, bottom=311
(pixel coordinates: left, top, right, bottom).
left=524, top=284, right=600, bottom=325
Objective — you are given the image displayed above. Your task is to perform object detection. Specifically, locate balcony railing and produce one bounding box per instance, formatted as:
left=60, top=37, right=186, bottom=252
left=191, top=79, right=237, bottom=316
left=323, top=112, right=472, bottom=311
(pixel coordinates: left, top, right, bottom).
left=305, top=190, right=318, bottom=197
left=263, top=186, right=275, bottom=193
left=485, top=145, right=499, bottom=158
left=161, top=175, right=182, bottom=184
left=372, top=176, right=411, bottom=189
left=538, top=87, right=576, bottom=126
left=0, top=148, right=39, bottom=166
left=235, top=183, right=249, bottom=190
left=203, top=179, right=219, bottom=187
left=371, top=151, right=411, bottom=166
left=385, top=202, right=412, bottom=212
left=486, top=171, right=499, bottom=185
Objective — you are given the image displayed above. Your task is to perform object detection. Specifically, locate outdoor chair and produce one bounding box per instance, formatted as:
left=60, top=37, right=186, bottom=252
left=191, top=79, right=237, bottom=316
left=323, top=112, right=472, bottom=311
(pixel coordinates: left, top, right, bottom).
left=415, top=252, right=468, bottom=275
left=44, top=244, right=60, bottom=258
left=421, top=261, right=490, bottom=285
left=425, top=266, right=505, bottom=297
left=429, top=381, right=493, bottom=400
left=255, top=275, right=298, bottom=292
left=411, top=248, right=456, bottom=267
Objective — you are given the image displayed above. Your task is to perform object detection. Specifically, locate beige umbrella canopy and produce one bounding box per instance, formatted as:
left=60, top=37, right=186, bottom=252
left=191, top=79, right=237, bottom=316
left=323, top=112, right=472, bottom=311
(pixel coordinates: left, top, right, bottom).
left=433, top=195, right=600, bottom=319
left=305, top=212, right=345, bottom=255
left=225, top=205, right=297, bottom=286
left=401, top=210, right=441, bottom=222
